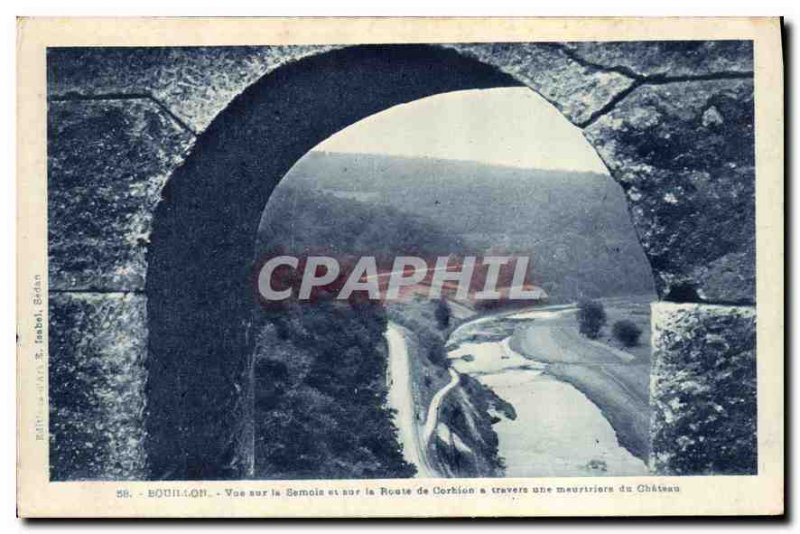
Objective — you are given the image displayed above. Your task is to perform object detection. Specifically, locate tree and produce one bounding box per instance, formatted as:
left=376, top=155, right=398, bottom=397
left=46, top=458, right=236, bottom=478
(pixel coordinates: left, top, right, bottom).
left=576, top=299, right=606, bottom=339
left=434, top=299, right=451, bottom=330
left=612, top=320, right=642, bottom=347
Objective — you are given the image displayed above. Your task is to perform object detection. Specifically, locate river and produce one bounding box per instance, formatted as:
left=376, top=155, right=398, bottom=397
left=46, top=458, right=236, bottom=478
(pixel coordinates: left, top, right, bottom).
left=446, top=307, right=648, bottom=477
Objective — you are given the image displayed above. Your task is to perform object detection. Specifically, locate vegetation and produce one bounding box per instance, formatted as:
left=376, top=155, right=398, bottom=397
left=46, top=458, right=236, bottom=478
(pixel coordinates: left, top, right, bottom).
left=596, top=296, right=653, bottom=362
left=258, top=184, right=464, bottom=261
left=435, top=374, right=515, bottom=476
left=252, top=177, right=467, bottom=479
left=577, top=299, right=607, bottom=339
left=389, top=299, right=512, bottom=477
left=612, top=319, right=642, bottom=347
left=249, top=150, right=657, bottom=478
left=252, top=295, right=415, bottom=479
left=277, top=151, right=655, bottom=302
left=388, top=299, right=450, bottom=369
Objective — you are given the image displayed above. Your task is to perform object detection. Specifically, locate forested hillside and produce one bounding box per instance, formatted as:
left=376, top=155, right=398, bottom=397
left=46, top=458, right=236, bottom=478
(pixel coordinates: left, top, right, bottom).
left=252, top=297, right=415, bottom=479
left=258, top=151, right=655, bottom=301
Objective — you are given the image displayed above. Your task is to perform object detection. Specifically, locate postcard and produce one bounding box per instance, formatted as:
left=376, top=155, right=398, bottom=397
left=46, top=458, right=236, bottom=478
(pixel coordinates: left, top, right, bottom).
left=16, top=16, right=784, bottom=517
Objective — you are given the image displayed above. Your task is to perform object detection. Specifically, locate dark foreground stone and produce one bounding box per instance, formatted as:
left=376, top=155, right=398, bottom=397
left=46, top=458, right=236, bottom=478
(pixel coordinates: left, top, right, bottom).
left=650, top=302, right=756, bottom=475
left=49, top=293, right=147, bottom=480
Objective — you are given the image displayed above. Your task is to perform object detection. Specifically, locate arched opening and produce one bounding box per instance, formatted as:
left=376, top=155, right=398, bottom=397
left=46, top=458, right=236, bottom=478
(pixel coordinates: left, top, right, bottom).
left=254, top=88, right=654, bottom=479
left=145, top=44, right=655, bottom=480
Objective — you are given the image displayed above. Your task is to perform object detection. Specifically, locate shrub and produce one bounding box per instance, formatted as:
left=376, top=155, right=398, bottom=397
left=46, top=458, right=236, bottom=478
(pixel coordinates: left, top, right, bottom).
left=576, top=299, right=606, bottom=339
left=434, top=299, right=451, bottom=330
left=427, top=346, right=449, bottom=368
left=612, top=319, right=642, bottom=347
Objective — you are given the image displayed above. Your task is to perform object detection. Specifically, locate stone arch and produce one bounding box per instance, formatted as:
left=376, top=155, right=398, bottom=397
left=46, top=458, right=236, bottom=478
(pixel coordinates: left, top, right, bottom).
left=144, top=43, right=756, bottom=480
left=145, top=45, right=530, bottom=479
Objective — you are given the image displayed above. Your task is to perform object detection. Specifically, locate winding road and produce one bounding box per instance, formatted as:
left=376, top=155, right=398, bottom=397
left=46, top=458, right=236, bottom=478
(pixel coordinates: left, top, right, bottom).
left=385, top=323, right=436, bottom=477
left=422, top=368, right=460, bottom=446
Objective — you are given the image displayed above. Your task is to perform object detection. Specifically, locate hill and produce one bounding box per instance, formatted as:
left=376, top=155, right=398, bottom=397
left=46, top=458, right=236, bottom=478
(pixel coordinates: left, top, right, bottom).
left=257, top=151, right=655, bottom=301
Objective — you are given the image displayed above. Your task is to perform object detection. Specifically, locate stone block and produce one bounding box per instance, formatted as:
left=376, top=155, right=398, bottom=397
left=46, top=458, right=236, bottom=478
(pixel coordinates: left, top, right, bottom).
left=449, top=43, right=635, bottom=126
left=564, top=41, right=753, bottom=78
left=650, top=302, right=756, bottom=475
left=585, top=78, right=755, bottom=303
left=48, top=99, right=195, bottom=291
left=49, top=292, right=148, bottom=480
left=47, top=46, right=335, bottom=132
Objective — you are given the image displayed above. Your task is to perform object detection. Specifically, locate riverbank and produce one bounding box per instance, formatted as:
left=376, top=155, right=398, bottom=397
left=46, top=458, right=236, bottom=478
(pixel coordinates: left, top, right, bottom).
left=448, top=303, right=648, bottom=476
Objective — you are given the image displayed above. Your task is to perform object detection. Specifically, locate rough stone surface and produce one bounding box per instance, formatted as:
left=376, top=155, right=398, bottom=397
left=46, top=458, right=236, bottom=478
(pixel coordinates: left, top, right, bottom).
left=49, top=43, right=637, bottom=132
left=448, top=43, right=634, bottom=126
left=48, top=46, right=337, bottom=132
left=48, top=99, right=195, bottom=291
left=564, top=41, right=753, bottom=78
left=47, top=42, right=754, bottom=132
left=49, top=293, right=148, bottom=480
left=650, top=302, right=756, bottom=475
left=584, top=78, right=755, bottom=303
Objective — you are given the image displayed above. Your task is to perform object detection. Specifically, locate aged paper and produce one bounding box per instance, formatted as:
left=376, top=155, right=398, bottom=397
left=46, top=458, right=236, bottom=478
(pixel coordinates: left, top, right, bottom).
left=17, top=17, right=783, bottom=517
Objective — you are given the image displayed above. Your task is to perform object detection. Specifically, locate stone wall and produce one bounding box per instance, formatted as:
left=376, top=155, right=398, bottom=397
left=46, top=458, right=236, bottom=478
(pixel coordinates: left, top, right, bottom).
left=47, top=41, right=756, bottom=479
left=47, top=96, right=194, bottom=479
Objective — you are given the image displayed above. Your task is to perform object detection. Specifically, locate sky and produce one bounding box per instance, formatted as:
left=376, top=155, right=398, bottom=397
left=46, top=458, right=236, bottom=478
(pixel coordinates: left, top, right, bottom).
left=313, top=87, right=609, bottom=174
